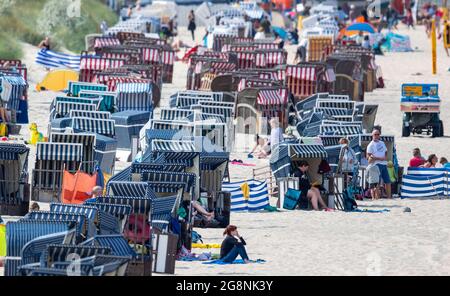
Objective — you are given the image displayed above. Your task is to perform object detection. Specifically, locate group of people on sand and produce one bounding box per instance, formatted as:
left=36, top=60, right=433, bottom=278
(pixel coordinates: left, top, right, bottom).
left=409, top=148, right=450, bottom=169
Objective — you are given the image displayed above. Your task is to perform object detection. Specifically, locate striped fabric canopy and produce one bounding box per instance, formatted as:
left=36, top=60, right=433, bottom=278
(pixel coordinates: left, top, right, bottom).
left=71, top=117, right=115, bottom=137
left=152, top=140, right=197, bottom=153
left=69, top=110, right=111, bottom=120
left=94, top=37, right=121, bottom=49
left=79, top=57, right=125, bottom=71
left=142, top=48, right=160, bottom=63
left=0, top=143, right=29, bottom=161
left=0, top=75, right=27, bottom=111
left=290, top=144, right=328, bottom=158
left=51, top=133, right=96, bottom=147
left=314, top=107, right=350, bottom=116
left=316, top=100, right=354, bottom=110
left=69, top=82, right=108, bottom=96
left=257, top=88, right=288, bottom=106
left=107, top=182, right=154, bottom=200
left=140, top=170, right=196, bottom=193
left=116, top=83, right=151, bottom=93
left=359, top=134, right=395, bottom=143
left=199, top=106, right=233, bottom=120
left=320, top=125, right=362, bottom=136
left=36, top=143, right=83, bottom=161
left=151, top=120, right=193, bottom=131
left=116, top=83, right=152, bottom=112
left=55, top=102, right=97, bottom=117
left=160, top=108, right=194, bottom=121
left=161, top=50, right=175, bottom=65
left=286, top=65, right=317, bottom=81
left=222, top=180, right=269, bottom=212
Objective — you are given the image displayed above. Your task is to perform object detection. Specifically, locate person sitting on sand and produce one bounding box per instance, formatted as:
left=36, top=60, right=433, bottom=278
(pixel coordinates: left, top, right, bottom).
left=220, top=225, right=250, bottom=263
left=249, top=135, right=270, bottom=159
left=38, top=36, right=51, bottom=50
left=409, top=148, right=426, bottom=167
left=292, top=160, right=331, bottom=211
left=421, top=154, right=438, bottom=168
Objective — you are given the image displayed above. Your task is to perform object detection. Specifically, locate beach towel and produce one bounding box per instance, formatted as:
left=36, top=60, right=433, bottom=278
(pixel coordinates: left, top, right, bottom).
left=222, top=180, right=270, bottom=212
left=203, top=259, right=266, bottom=265
left=35, top=49, right=81, bottom=70
left=230, top=161, right=256, bottom=166
left=352, top=209, right=390, bottom=213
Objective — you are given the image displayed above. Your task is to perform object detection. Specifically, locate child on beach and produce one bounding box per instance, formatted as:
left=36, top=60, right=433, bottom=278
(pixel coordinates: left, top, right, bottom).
left=366, top=156, right=381, bottom=200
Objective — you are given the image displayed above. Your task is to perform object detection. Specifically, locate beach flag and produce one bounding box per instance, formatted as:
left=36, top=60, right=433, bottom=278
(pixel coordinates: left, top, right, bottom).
left=35, top=49, right=81, bottom=70
left=222, top=180, right=270, bottom=212
left=61, top=170, right=97, bottom=204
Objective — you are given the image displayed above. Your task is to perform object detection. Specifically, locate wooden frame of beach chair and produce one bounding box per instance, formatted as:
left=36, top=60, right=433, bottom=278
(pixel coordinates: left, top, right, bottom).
left=326, top=55, right=364, bottom=101
left=32, top=142, right=83, bottom=202
left=270, top=143, right=330, bottom=208
left=307, top=36, right=334, bottom=62
left=285, top=63, right=334, bottom=103
left=79, top=56, right=126, bottom=83
left=0, top=143, right=30, bottom=216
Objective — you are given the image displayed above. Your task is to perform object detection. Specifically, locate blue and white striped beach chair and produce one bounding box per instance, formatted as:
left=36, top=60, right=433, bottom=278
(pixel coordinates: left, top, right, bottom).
left=23, top=211, right=88, bottom=240
left=32, top=142, right=84, bottom=202
left=116, top=83, right=153, bottom=112
left=69, top=110, right=111, bottom=120
left=49, top=203, right=99, bottom=235
left=112, top=110, right=151, bottom=149
left=43, top=244, right=112, bottom=268
left=71, top=117, right=116, bottom=138
left=5, top=220, right=76, bottom=276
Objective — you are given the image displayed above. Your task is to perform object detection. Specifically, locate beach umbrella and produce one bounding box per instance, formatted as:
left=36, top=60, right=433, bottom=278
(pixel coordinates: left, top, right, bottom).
left=272, top=26, right=287, bottom=39
left=338, top=22, right=376, bottom=39
left=345, top=22, right=376, bottom=34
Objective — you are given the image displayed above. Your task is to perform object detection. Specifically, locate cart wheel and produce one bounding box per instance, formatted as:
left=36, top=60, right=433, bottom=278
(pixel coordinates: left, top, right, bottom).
left=402, top=122, right=410, bottom=137
left=439, top=120, right=444, bottom=137
left=432, top=123, right=441, bottom=138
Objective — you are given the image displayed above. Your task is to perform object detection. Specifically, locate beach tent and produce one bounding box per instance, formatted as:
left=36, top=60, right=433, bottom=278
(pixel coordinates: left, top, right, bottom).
left=36, top=69, right=79, bottom=92
left=381, top=32, right=413, bottom=52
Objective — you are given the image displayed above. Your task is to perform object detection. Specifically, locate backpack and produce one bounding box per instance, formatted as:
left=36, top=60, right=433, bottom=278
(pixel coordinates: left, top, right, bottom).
left=283, top=188, right=302, bottom=210
left=191, top=230, right=203, bottom=244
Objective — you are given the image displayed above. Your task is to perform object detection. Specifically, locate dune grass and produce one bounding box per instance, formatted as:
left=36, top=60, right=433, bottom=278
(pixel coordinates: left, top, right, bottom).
left=0, top=0, right=118, bottom=59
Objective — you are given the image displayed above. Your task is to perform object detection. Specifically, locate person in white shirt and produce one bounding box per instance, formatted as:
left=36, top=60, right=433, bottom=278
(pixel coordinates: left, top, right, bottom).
left=366, top=129, right=391, bottom=198
left=269, top=118, right=283, bottom=151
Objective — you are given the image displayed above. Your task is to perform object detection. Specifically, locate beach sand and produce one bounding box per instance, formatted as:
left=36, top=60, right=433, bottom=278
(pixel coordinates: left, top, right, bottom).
left=1, top=22, right=450, bottom=276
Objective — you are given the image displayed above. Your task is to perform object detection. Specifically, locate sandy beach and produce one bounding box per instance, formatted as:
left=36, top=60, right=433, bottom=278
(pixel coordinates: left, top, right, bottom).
left=1, top=9, right=450, bottom=276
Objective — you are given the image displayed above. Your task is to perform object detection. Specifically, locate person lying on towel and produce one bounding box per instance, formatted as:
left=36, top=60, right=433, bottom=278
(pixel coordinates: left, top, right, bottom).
left=220, top=225, right=250, bottom=263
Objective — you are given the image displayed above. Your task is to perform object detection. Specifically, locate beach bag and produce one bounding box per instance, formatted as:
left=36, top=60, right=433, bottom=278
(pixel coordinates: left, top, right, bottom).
left=0, top=123, right=7, bottom=137
left=191, top=231, right=203, bottom=244
left=343, top=188, right=358, bottom=212
left=283, top=188, right=302, bottom=210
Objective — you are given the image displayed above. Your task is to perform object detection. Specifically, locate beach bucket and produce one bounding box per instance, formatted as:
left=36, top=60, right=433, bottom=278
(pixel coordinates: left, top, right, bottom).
left=0, top=224, right=6, bottom=257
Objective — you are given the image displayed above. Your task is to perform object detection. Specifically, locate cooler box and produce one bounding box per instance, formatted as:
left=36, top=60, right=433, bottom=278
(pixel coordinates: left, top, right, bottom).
left=112, top=111, right=151, bottom=149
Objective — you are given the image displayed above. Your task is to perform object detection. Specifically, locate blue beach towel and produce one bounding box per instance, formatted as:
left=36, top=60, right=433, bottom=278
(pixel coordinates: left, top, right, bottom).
left=352, top=209, right=390, bottom=213
left=203, top=259, right=266, bottom=265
